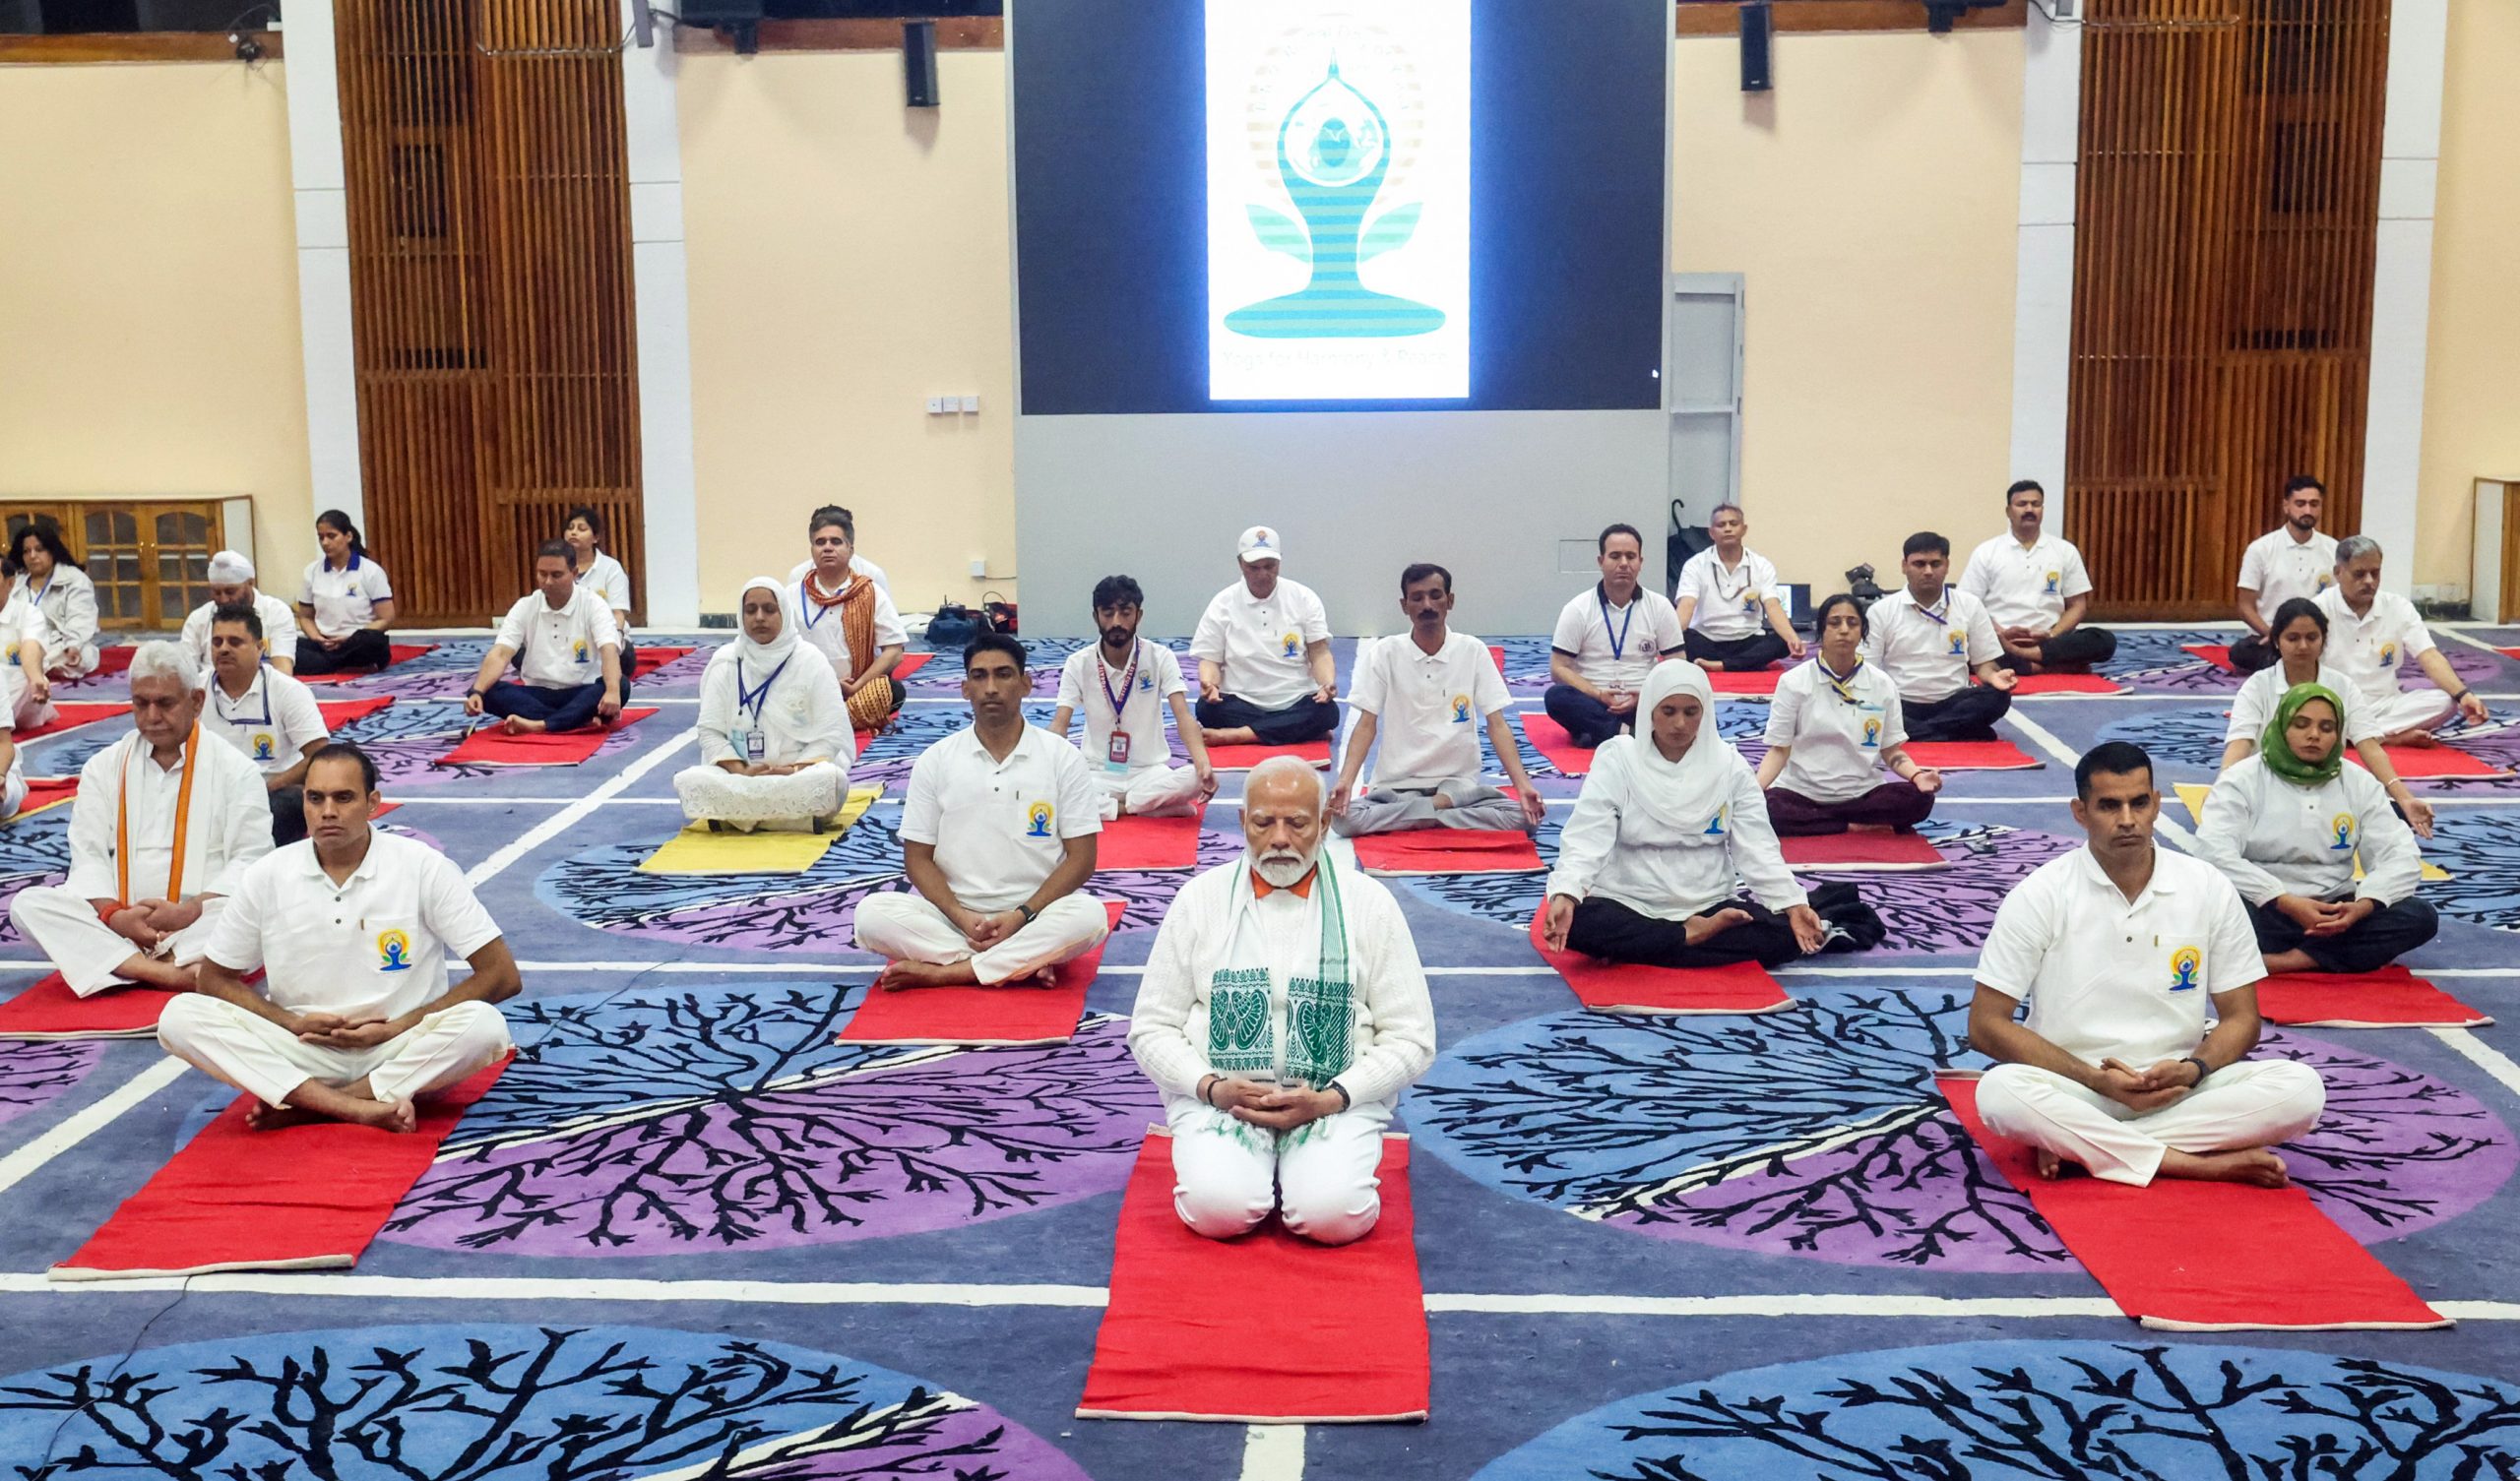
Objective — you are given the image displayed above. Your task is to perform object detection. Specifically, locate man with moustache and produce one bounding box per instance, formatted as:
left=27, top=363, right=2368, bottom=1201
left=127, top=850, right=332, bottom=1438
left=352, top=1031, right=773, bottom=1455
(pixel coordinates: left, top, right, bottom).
left=1050, top=575, right=1216, bottom=821
left=1127, top=756, right=1436, bottom=1245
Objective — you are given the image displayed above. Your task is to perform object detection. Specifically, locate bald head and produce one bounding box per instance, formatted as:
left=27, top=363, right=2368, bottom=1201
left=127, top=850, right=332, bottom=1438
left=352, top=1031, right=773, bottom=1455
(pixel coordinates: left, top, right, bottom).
left=1241, top=758, right=1327, bottom=888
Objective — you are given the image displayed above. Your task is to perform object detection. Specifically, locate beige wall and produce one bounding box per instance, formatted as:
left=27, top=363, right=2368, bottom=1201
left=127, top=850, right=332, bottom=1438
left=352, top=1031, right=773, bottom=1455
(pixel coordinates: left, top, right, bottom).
left=1672, top=30, right=2025, bottom=588
left=0, top=61, right=316, bottom=601
left=679, top=49, right=1015, bottom=614
left=2413, top=0, right=2520, bottom=593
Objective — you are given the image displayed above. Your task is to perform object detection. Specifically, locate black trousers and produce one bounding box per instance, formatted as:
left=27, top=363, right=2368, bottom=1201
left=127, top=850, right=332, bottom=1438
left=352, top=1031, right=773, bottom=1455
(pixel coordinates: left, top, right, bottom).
left=2247, top=896, right=2440, bottom=975
left=483, top=679, right=606, bottom=733
left=614, top=635, right=638, bottom=706
left=1683, top=630, right=1789, bottom=671
left=2230, top=633, right=2280, bottom=673
left=1192, top=693, right=1338, bottom=745
left=293, top=628, right=393, bottom=676
left=1903, top=686, right=2013, bottom=742
left=1564, top=895, right=1805, bottom=969
left=1543, top=684, right=1627, bottom=750
left=1995, top=627, right=2118, bottom=671
left=270, top=784, right=306, bottom=848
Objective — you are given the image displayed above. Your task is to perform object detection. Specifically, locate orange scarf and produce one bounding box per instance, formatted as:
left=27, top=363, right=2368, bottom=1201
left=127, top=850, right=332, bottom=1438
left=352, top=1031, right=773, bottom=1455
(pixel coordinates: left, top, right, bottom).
left=116, top=723, right=203, bottom=904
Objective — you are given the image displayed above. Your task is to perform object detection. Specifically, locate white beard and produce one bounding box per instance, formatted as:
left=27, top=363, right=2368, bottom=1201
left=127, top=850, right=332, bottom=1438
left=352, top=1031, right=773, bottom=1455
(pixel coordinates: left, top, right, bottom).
left=1252, top=847, right=1318, bottom=889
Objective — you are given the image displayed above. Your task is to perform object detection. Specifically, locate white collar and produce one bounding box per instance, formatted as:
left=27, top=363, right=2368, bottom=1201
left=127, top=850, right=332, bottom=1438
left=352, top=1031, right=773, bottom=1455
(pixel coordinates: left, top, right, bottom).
left=2074, top=845, right=2177, bottom=902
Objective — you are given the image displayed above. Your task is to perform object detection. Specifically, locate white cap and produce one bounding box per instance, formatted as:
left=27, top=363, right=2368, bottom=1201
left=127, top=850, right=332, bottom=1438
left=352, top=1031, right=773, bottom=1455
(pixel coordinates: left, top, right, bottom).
left=1236, top=525, right=1283, bottom=564
left=206, top=550, right=255, bottom=584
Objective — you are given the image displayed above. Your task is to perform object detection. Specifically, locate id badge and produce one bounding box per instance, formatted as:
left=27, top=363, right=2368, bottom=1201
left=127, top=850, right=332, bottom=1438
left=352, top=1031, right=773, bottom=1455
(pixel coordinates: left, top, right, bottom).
left=1104, top=731, right=1132, bottom=772
left=738, top=729, right=765, bottom=763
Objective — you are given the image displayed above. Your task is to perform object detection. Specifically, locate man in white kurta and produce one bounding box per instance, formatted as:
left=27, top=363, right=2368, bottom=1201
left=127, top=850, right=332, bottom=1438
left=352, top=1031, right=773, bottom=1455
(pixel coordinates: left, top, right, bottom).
left=854, top=634, right=1109, bottom=987
left=10, top=644, right=273, bottom=996
left=1861, top=532, right=2018, bottom=742
left=1544, top=523, right=1687, bottom=750
left=1968, top=740, right=2326, bottom=1188
left=1049, top=575, right=1214, bottom=821
left=463, top=543, right=624, bottom=735
left=158, top=743, right=518, bottom=1132
left=1189, top=526, right=1339, bottom=749
left=181, top=551, right=300, bottom=675
left=2313, top=537, right=2488, bottom=743
left=2230, top=476, right=2337, bottom=672
left=1958, top=480, right=2116, bottom=671
left=1330, top=564, right=1544, bottom=837
left=1128, top=758, right=1436, bottom=1245
left=203, top=604, right=331, bottom=847
left=1672, top=505, right=1801, bottom=673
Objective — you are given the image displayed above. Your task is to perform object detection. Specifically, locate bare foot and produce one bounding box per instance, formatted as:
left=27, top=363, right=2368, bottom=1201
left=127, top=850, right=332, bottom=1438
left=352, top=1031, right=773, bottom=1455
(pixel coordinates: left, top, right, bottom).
left=1682, top=907, right=1754, bottom=946
left=514, top=717, right=548, bottom=735
left=2162, top=1147, right=2291, bottom=1188
left=346, top=1097, right=419, bottom=1134
left=1200, top=726, right=1259, bottom=747
left=1694, top=658, right=1725, bottom=672
left=875, top=959, right=974, bottom=991
left=2034, top=1147, right=2083, bottom=1181
left=246, top=1102, right=323, bottom=1132
left=2262, top=949, right=2320, bottom=974
left=2381, top=729, right=2440, bottom=749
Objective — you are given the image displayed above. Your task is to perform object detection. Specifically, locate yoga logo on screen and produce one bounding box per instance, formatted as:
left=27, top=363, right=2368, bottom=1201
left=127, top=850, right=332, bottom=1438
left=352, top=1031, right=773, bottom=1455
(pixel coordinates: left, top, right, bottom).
left=1207, top=1, right=1470, bottom=401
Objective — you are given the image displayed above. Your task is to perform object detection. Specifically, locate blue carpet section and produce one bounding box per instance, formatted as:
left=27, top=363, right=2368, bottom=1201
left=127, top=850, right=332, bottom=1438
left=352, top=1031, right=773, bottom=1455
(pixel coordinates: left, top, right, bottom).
left=6, top=625, right=2520, bottom=1479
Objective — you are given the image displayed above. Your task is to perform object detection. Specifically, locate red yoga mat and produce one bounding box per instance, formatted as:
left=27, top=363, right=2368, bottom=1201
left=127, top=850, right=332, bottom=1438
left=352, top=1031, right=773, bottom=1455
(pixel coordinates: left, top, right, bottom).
left=434, top=707, right=660, bottom=767
left=90, top=648, right=135, bottom=678
left=2006, top=672, right=2127, bottom=696
left=1098, top=809, right=1203, bottom=870
left=1707, top=668, right=1782, bottom=696
left=15, top=703, right=132, bottom=740
left=2350, top=744, right=2507, bottom=779
left=1939, top=1074, right=2446, bottom=1330
left=1528, top=906, right=1792, bottom=1016
left=1515, top=712, right=1596, bottom=776
left=2499, top=648, right=2520, bottom=663
left=1078, top=1133, right=1428, bottom=1423
left=296, top=643, right=439, bottom=684
left=851, top=726, right=874, bottom=757
left=315, top=696, right=396, bottom=728
left=1486, top=645, right=1506, bottom=675
left=14, top=775, right=77, bottom=818
left=629, top=646, right=696, bottom=679
left=2184, top=644, right=2241, bottom=674
left=0, top=973, right=175, bottom=1041
left=1903, top=739, right=2044, bottom=771
left=839, top=899, right=1123, bottom=1046
left=1204, top=739, right=1332, bottom=771
left=53, top=1057, right=509, bottom=1280
left=1353, top=827, right=1544, bottom=875
left=891, top=651, right=934, bottom=680
left=2257, top=966, right=2489, bottom=1028
left=1779, top=831, right=1947, bottom=871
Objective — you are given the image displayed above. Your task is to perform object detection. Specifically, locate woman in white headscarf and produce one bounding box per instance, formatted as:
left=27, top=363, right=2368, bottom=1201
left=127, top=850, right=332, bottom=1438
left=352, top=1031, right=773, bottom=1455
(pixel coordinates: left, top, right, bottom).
left=1542, top=661, right=1870, bottom=968
left=673, top=578, right=854, bottom=831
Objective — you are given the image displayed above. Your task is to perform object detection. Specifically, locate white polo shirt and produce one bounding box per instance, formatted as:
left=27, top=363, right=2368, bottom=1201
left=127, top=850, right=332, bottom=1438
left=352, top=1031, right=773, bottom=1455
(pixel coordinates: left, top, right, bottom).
left=1859, top=586, right=2002, bottom=705
left=183, top=592, right=301, bottom=672
left=2223, top=661, right=2378, bottom=748
left=1349, top=629, right=1510, bottom=789
left=206, top=667, right=331, bottom=777
left=1959, top=532, right=2093, bottom=632
left=1056, top=640, right=1188, bottom=774
left=300, top=556, right=395, bottom=640
left=2236, top=527, right=2338, bottom=625
left=1550, top=584, right=1686, bottom=693
left=1675, top=549, right=1780, bottom=642
left=205, top=832, right=502, bottom=1022
left=2314, top=587, right=2435, bottom=710
left=1763, top=657, right=1907, bottom=803
left=577, top=552, right=633, bottom=617
left=1975, top=846, right=2266, bottom=1069
left=493, top=586, right=621, bottom=691
left=790, top=568, right=910, bottom=685
left=1189, top=576, right=1332, bottom=710
left=899, top=723, right=1102, bottom=911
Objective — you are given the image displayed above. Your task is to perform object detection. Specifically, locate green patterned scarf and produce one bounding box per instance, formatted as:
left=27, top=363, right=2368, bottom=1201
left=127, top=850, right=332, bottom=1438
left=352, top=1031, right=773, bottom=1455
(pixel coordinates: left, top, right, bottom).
left=1206, top=857, right=1354, bottom=1087
left=2262, top=681, right=2347, bottom=787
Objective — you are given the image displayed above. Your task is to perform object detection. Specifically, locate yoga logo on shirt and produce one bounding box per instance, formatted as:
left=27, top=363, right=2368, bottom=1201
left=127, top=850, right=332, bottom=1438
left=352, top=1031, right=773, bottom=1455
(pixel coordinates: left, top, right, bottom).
left=573, top=639, right=591, bottom=664
left=1280, top=631, right=1300, bottom=658
left=1703, top=806, right=1727, bottom=837
left=1025, top=800, right=1055, bottom=838
left=1860, top=717, right=1881, bottom=749
left=2331, top=812, right=2358, bottom=851
left=1947, top=633, right=1966, bottom=656
left=2379, top=643, right=2397, bottom=666
left=1450, top=694, right=1472, bottom=723
left=2044, top=570, right=2060, bottom=594
left=376, top=928, right=414, bottom=972
left=250, top=732, right=276, bottom=762
left=2167, top=945, right=2202, bottom=993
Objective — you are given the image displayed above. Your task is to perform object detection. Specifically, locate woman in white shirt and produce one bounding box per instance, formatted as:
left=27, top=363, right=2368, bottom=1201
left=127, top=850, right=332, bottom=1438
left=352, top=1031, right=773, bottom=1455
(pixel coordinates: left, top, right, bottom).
left=2194, top=681, right=2438, bottom=975
left=8, top=525, right=99, bottom=679
left=674, top=579, right=853, bottom=832
left=1755, top=593, right=1943, bottom=835
left=1542, top=662, right=1869, bottom=969
left=2218, top=596, right=2432, bottom=837
left=563, top=505, right=636, bottom=702
left=294, top=510, right=398, bottom=677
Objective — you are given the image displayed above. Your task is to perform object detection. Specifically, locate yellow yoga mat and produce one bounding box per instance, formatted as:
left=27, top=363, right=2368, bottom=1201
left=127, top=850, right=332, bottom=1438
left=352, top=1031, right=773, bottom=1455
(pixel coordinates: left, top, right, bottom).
left=638, top=785, right=881, bottom=875
left=2174, top=781, right=2449, bottom=882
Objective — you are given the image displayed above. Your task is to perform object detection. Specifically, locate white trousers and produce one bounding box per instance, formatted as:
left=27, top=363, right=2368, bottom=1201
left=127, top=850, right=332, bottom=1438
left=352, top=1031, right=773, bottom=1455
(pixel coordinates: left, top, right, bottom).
left=1092, top=764, right=1203, bottom=821
left=1974, top=1059, right=2326, bottom=1187
left=0, top=770, right=23, bottom=818
left=851, top=891, right=1107, bottom=984
left=1166, top=1094, right=1394, bottom=1246
left=158, top=994, right=512, bottom=1109
left=10, top=689, right=52, bottom=736
left=2366, top=687, right=2457, bottom=737
left=10, top=885, right=227, bottom=998
left=672, top=760, right=848, bottom=829
left=42, top=639, right=96, bottom=680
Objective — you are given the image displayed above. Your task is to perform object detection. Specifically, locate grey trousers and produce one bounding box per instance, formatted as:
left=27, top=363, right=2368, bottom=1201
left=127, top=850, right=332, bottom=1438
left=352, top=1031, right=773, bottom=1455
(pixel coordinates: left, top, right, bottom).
left=1332, top=777, right=1531, bottom=836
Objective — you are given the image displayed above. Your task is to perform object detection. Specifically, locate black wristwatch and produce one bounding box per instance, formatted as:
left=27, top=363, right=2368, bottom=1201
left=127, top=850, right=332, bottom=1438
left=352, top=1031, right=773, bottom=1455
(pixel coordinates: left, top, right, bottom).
left=1328, top=1081, right=1352, bottom=1111
left=1017, top=902, right=1039, bottom=926
left=2180, top=1056, right=2211, bottom=1087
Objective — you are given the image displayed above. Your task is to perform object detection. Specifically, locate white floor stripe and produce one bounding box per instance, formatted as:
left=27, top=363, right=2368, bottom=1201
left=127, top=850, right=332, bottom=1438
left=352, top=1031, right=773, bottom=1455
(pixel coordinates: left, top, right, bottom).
left=0, top=1057, right=188, bottom=1203
left=463, top=728, right=699, bottom=889
left=1239, top=1423, right=1305, bottom=1480
left=2431, top=1027, right=2520, bottom=1099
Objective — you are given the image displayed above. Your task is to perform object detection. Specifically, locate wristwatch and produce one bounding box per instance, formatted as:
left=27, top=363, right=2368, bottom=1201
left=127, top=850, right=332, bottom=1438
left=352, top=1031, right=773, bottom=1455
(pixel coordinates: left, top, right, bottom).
left=1017, top=902, right=1039, bottom=926
left=2180, top=1056, right=2211, bottom=1087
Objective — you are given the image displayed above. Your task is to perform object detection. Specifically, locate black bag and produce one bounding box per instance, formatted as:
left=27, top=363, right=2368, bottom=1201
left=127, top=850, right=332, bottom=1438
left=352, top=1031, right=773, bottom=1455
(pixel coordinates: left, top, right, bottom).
left=925, top=591, right=1018, bottom=649
left=1805, top=881, right=1888, bottom=954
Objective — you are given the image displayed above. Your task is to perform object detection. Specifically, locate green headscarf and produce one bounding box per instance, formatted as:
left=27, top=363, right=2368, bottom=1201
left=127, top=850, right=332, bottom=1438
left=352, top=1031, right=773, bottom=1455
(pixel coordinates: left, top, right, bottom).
left=2261, top=681, right=2347, bottom=786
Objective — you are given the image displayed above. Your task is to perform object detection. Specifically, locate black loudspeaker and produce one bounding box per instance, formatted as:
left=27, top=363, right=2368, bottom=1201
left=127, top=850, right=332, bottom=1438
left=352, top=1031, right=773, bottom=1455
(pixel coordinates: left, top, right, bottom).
left=1739, top=1, right=1774, bottom=92
left=904, top=20, right=940, bottom=107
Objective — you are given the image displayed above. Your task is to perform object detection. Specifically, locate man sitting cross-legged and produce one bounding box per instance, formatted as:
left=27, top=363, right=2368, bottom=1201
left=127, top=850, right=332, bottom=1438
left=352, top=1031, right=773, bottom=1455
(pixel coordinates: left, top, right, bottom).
left=1329, top=562, right=1544, bottom=837
left=1127, top=756, right=1436, bottom=1246
left=1968, top=740, right=2327, bottom=1188
left=157, top=742, right=519, bottom=1133
left=853, top=633, right=1109, bottom=989
left=9, top=642, right=271, bottom=995
left=1190, top=525, right=1339, bottom=748
left=1049, top=574, right=1215, bottom=821
left=463, top=540, right=624, bottom=736
left=201, top=603, right=330, bottom=848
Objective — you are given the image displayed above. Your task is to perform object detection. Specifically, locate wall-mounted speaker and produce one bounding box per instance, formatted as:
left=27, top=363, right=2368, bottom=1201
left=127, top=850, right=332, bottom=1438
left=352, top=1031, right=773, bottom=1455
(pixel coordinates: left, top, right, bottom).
left=1738, top=2, right=1774, bottom=93
left=905, top=19, right=940, bottom=107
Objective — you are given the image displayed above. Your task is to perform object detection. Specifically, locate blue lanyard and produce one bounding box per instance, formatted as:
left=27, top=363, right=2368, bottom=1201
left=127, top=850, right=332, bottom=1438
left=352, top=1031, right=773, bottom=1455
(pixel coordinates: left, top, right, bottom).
left=1819, top=656, right=1865, bottom=706
left=798, top=578, right=839, bottom=631
left=1097, top=641, right=1141, bottom=717
left=216, top=675, right=274, bottom=727
left=1914, top=588, right=1952, bottom=627
left=735, top=656, right=789, bottom=722
left=1597, top=586, right=1637, bottom=660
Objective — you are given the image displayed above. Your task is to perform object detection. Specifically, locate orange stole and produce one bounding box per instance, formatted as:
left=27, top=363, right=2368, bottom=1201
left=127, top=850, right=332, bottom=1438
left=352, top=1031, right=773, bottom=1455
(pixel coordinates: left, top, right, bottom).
left=806, top=577, right=897, bottom=732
